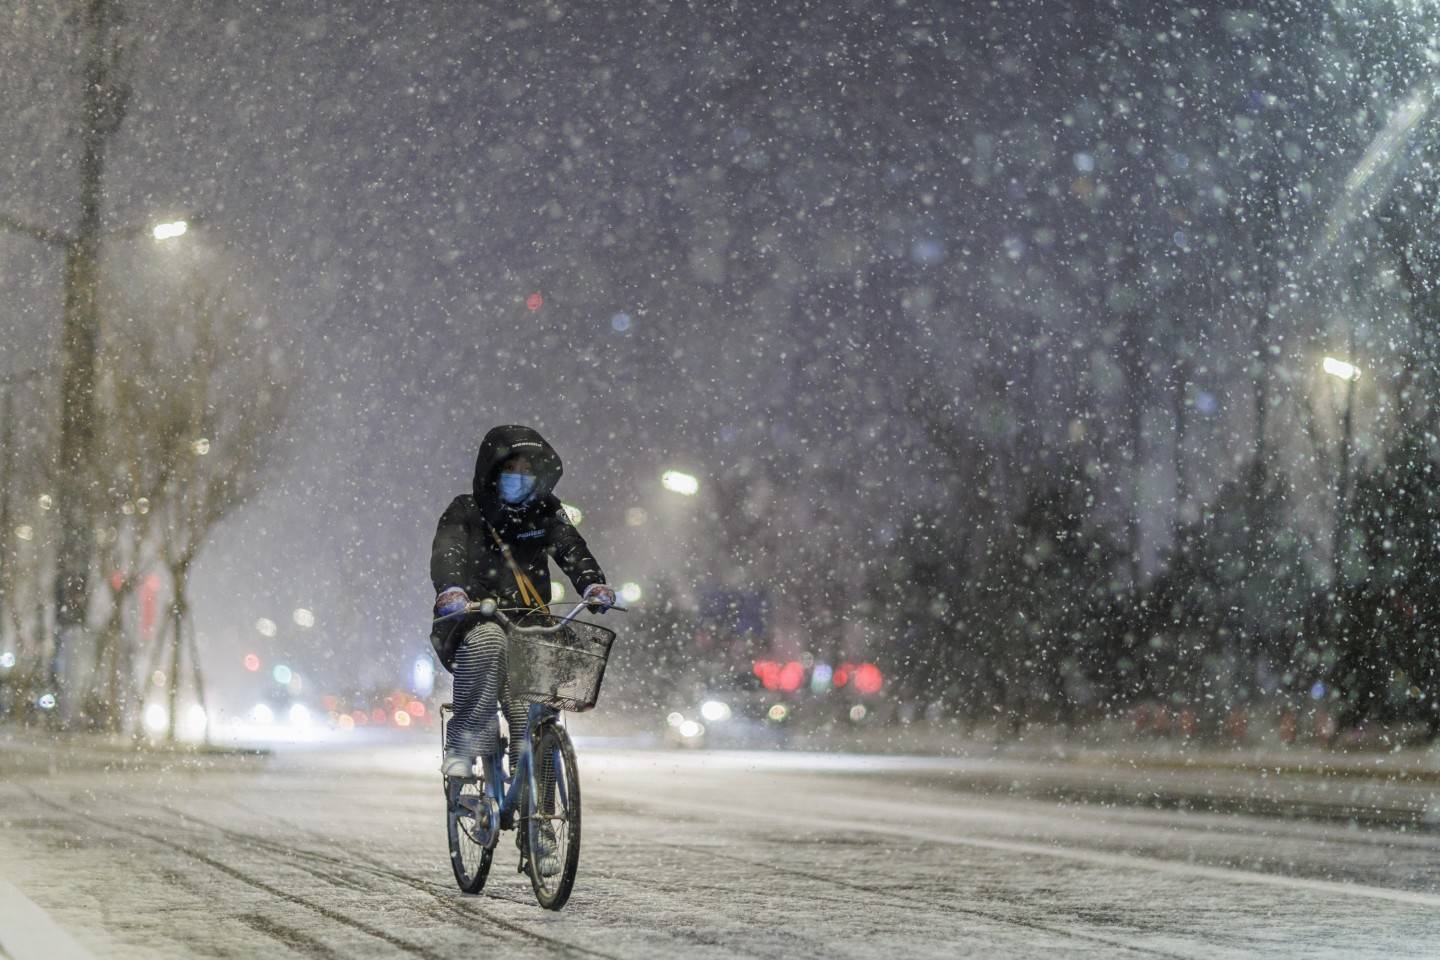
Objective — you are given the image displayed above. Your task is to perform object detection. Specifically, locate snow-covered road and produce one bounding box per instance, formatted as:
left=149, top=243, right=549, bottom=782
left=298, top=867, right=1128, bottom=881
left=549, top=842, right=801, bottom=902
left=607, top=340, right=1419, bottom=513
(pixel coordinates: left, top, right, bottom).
left=1, top=740, right=1437, bottom=958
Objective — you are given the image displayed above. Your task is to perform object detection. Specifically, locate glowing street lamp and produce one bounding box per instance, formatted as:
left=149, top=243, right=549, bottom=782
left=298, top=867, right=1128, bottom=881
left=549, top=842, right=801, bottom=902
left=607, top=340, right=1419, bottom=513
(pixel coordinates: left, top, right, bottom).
left=143, top=703, right=168, bottom=733
left=1322, top=356, right=1361, bottom=382
left=661, top=470, right=699, bottom=496
left=151, top=219, right=189, bottom=241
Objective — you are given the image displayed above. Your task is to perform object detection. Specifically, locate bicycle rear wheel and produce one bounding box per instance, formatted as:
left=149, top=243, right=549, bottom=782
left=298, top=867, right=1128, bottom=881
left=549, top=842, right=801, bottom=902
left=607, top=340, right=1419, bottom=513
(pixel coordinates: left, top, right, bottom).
left=445, top=776, right=494, bottom=893
left=522, top=722, right=581, bottom=909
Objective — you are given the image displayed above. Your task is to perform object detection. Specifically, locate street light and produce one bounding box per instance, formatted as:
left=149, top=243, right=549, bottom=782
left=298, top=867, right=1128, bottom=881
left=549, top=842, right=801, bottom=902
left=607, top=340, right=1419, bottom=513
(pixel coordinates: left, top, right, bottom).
left=1322, top=356, right=1361, bottom=381
left=151, top=219, right=189, bottom=241
left=661, top=470, right=700, bottom=496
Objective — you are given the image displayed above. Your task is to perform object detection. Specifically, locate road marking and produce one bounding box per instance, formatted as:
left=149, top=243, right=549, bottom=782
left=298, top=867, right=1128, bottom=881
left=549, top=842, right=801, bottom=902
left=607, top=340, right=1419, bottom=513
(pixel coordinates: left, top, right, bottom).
left=644, top=794, right=1440, bottom=909
left=0, top=877, right=97, bottom=960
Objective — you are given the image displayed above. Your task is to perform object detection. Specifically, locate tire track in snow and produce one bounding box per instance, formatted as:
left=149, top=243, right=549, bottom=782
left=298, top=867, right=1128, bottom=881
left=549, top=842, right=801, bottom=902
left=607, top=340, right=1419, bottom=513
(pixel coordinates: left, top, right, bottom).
left=152, top=790, right=797, bottom=960
left=134, top=796, right=635, bottom=960
left=234, top=913, right=349, bottom=960
left=22, top=785, right=446, bottom=960
left=639, top=792, right=1440, bottom=908
left=645, top=839, right=1201, bottom=960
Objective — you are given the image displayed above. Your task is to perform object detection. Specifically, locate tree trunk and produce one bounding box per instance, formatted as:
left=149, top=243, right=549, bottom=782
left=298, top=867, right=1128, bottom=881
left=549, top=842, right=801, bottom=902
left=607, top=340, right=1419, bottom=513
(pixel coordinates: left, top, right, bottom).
left=110, top=601, right=136, bottom=734
left=1251, top=304, right=1272, bottom=488
left=1120, top=310, right=1147, bottom=586
left=0, top=385, right=12, bottom=701
left=1172, top=359, right=1191, bottom=525
left=185, top=613, right=208, bottom=745
left=91, top=582, right=134, bottom=732
left=165, top=571, right=186, bottom=743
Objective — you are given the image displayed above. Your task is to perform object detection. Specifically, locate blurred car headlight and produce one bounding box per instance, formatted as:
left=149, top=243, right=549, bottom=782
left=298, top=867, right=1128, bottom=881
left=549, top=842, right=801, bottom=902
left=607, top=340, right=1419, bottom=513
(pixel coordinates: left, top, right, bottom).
left=700, top=700, right=731, bottom=722
left=678, top=720, right=705, bottom=739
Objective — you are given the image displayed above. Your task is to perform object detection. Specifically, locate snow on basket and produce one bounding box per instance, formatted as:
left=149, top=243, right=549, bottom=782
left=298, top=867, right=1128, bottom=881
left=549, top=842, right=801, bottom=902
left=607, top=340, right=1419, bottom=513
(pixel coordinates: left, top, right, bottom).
left=505, top=616, right=615, bottom=712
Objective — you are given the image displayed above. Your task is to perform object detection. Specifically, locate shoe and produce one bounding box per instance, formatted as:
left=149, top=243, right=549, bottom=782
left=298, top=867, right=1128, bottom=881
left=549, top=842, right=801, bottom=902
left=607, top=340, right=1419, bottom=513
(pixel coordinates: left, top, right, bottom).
left=532, top=822, right=561, bottom=878
left=441, top=751, right=476, bottom=779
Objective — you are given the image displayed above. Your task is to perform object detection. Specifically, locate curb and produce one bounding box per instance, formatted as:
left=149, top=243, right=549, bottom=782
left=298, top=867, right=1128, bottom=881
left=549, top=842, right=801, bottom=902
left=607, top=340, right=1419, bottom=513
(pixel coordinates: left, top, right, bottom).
left=0, top=878, right=97, bottom=960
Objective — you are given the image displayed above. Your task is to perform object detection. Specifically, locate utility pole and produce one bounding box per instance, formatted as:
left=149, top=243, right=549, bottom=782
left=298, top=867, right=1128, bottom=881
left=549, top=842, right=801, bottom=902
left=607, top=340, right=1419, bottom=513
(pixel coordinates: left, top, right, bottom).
left=1331, top=331, right=1359, bottom=593
left=54, top=0, right=131, bottom=689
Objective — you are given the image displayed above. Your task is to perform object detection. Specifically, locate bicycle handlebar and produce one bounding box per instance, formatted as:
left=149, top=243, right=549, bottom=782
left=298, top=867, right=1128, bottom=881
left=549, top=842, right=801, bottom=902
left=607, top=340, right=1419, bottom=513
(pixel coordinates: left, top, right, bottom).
left=431, top=598, right=626, bottom=631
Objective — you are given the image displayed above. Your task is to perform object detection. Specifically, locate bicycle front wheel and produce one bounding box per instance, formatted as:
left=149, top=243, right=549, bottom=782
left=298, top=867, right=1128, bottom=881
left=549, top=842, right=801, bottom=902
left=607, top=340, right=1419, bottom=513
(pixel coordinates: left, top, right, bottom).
left=522, top=722, right=581, bottom=909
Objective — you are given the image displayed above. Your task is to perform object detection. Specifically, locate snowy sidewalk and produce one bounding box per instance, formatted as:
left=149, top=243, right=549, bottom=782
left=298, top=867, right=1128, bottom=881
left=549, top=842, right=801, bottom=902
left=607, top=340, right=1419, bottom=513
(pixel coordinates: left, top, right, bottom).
left=771, top=723, right=1440, bottom=827
left=790, top=720, right=1440, bottom=777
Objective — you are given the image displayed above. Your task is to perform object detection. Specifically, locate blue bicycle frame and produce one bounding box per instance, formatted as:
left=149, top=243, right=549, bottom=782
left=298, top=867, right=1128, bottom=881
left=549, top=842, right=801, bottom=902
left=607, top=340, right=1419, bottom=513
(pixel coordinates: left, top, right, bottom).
left=479, top=701, right=569, bottom=821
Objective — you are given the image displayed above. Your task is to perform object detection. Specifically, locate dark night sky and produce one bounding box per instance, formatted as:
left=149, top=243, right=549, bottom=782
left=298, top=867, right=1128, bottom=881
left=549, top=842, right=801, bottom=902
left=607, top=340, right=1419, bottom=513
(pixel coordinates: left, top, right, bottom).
left=3, top=1, right=1433, bottom=707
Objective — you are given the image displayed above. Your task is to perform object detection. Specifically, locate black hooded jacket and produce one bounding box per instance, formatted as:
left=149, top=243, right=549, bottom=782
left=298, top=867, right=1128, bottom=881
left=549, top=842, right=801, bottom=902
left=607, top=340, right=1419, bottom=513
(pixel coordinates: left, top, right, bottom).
left=429, top=427, right=605, bottom=662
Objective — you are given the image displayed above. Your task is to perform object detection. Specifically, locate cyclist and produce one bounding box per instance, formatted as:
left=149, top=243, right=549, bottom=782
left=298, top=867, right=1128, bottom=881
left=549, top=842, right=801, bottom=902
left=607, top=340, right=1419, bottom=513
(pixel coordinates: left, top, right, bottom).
left=430, top=425, right=615, bottom=871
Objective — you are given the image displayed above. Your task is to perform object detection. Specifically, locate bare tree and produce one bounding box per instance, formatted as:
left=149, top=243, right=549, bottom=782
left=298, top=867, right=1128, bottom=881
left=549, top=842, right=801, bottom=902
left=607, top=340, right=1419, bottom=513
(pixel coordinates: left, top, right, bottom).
left=0, top=373, right=58, bottom=719
left=0, top=370, right=46, bottom=653
left=104, top=280, right=290, bottom=741
left=82, top=317, right=175, bottom=732
left=1, top=1, right=135, bottom=690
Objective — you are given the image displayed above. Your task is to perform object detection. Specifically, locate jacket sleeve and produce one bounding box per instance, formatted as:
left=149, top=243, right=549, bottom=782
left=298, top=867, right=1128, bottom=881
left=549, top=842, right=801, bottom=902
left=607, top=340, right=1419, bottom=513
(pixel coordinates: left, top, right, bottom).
left=430, top=497, right=471, bottom=594
left=544, top=500, right=606, bottom=595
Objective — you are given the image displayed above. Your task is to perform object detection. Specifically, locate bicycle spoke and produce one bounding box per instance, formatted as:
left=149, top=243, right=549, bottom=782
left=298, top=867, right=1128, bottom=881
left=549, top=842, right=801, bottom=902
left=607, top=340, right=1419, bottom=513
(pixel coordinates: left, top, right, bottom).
left=446, top=777, right=493, bottom=893
left=524, top=723, right=580, bottom=909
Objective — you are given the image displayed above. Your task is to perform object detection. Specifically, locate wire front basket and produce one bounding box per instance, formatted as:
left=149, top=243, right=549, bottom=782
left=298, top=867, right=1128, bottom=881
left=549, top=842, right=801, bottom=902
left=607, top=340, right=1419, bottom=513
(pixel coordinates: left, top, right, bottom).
left=505, top=611, right=616, bottom=712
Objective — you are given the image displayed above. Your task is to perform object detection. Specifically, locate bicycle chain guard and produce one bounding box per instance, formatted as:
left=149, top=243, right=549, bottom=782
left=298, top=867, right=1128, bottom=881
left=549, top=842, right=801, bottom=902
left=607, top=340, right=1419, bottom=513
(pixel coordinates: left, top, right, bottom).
left=452, top=789, right=501, bottom=850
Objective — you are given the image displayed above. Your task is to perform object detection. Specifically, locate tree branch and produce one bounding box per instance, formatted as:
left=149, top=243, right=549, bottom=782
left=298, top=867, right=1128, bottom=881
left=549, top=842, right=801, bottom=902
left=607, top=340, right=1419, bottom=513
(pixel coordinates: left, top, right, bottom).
left=0, top=214, right=72, bottom=247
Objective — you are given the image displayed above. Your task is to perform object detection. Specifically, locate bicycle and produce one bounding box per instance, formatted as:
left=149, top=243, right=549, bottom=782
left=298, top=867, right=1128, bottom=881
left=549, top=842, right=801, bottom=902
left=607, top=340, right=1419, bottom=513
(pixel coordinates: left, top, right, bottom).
left=433, top=597, right=619, bottom=909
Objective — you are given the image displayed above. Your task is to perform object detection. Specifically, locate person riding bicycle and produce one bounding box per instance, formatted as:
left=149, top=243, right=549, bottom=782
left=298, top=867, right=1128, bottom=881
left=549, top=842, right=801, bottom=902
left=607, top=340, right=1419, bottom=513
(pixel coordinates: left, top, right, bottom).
left=431, top=425, right=615, bottom=784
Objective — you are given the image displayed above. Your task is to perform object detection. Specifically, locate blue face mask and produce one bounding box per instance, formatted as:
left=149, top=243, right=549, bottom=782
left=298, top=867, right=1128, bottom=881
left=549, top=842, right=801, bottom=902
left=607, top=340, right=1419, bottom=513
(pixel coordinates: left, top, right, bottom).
left=497, top=472, right=538, bottom=504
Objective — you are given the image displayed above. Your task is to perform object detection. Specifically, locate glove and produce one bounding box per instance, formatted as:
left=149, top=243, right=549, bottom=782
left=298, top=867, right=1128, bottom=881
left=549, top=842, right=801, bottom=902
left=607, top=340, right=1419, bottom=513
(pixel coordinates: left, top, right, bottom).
left=583, top=583, right=616, bottom=614
left=435, top=587, right=470, bottom=619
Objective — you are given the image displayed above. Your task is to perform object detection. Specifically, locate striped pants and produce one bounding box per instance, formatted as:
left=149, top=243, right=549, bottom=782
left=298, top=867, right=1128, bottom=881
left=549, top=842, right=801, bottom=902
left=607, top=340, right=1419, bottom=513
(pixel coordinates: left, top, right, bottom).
left=446, top=622, right=529, bottom=772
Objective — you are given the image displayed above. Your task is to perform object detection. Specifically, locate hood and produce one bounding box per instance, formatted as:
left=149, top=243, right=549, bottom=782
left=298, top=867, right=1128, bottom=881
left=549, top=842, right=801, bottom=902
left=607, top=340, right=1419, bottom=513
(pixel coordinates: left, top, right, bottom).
left=472, top=425, right=563, bottom=517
